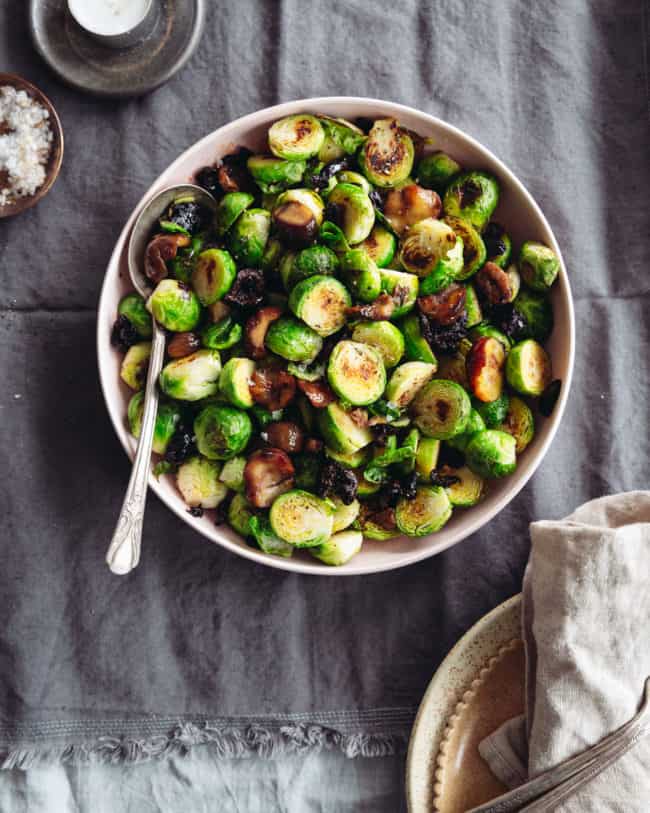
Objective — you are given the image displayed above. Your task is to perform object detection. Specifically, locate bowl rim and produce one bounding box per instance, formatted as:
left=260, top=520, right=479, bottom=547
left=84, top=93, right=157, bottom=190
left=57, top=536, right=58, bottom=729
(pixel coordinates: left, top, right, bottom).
left=0, top=72, right=64, bottom=218
left=96, top=96, right=575, bottom=576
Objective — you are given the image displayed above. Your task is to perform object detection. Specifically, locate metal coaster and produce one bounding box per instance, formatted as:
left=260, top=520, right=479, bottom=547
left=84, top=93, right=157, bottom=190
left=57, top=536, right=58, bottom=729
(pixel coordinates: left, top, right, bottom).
left=29, top=0, right=205, bottom=98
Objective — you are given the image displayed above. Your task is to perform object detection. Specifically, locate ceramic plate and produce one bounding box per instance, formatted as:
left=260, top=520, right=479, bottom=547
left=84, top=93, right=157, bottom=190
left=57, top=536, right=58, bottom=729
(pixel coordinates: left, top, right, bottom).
left=97, top=98, right=575, bottom=575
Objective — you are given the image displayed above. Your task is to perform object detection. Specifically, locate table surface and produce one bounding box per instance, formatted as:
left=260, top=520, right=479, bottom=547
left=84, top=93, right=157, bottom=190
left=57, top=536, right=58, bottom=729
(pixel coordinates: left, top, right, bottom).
left=1, top=0, right=649, bottom=809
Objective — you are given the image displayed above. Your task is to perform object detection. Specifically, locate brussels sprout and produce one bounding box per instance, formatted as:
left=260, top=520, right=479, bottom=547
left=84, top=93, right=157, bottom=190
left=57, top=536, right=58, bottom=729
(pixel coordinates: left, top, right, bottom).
left=318, top=116, right=366, bottom=158
left=497, top=396, right=535, bottom=454
left=286, top=359, right=325, bottom=382
left=474, top=392, right=510, bottom=428
left=219, top=455, right=247, bottom=492
left=201, top=317, right=242, bottom=350
left=446, top=408, right=487, bottom=453
left=159, top=349, right=222, bottom=401
left=176, top=456, right=229, bottom=509
left=290, top=245, right=340, bottom=285
left=464, top=283, right=483, bottom=327
left=341, top=249, right=382, bottom=302
left=279, top=250, right=298, bottom=290
left=318, top=220, right=350, bottom=254
left=247, top=155, right=307, bottom=194
left=318, top=402, right=373, bottom=454
left=505, top=339, right=552, bottom=396
left=219, top=357, right=256, bottom=408
left=249, top=515, right=294, bottom=557
left=293, top=453, right=321, bottom=491
left=416, top=151, right=462, bottom=192
left=378, top=268, right=419, bottom=319
left=328, top=340, right=386, bottom=406
left=519, top=241, right=560, bottom=291
left=513, top=289, right=554, bottom=342
left=395, top=485, right=452, bottom=536
left=411, top=379, right=471, bottom=439
left=120, top=341, right=151, bottom=390
left=261, top=237, right=283, bottom=271
left=360, top=118, right=415, bottom=188
left=269, top=490, right=334, bottom=547
left=465, top=430, right=516, bottom=478
left=269, top=114, right=325, bottom=160
left=399, top=218, right=460, bottom=278
left=190, top=248, right=236, bottom=306
left=289, top=275, right=350, bottom=337
left=399, top=313, right=437, bottom=364
left=360, top=224, right=397, bottom=268
left=351, top=321, right=405, bottom=368
left=443, top=171, right=500, bottom=232
left=385, top=361, right=436, bottom=408
left=311, top=530, right=363, bottom=566
left=228, top=208, right=271, bottom=267
left=327, top=183, right=375, bottom=245
left=215, top=192, right=255, bottom=236
left=353, top=503, right=398, bottom=538
left=415, top=437, right=441, bottom=479
left=228, top=493, right=255, bottom=536
left=336, top=170, right=372, bottom=195
left=147, top=279, right=200, bottom=332
left=325, top=446, right=371, bottom=469
left=265, top=317, right=323, bottom=362
left=443, top=216, right=487, bottom=280
left=127, top=391, right=181, bottom=455
left=274, top=188, right=325, bottom=226
left=194, top=404, right=253, bottom=460
left=469, top=322, right=512, bottom=351
left=169, top=234, right=205, bottom=284
left=329, top=497, right=361, bottom=533
left=445, top=465, right=485, bottom=507
left=419, top=237, right=464, bottom=295
left=118, top=293, right=152, bottom=338
left=483, top=222, right=512, bottom=268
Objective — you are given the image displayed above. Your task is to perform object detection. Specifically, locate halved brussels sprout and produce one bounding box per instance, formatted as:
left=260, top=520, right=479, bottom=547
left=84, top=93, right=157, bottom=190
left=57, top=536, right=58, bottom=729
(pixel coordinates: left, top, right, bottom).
left=127, top=391, right=181, bottom=455
left=505, top=339, right=552, bottom=396
left=443, top=216, right=487, bottom=280
left=249, top=515, right=294, bottom=558
left=327, top=340, right=386, bottom=406
left=191, top=248, right=237, bottom=305
left=274, top=188, right=325, bottom=226
left=505, top=265, right=521, bottom=303
left=247, top=155, right=307, bottom=194
left=159, top=349, right=222, bottom=401
left=399, top=313, right=437, bottom=364
left=194, top=404, right=253, bottom=460
left=418, top=237, right=464, bottom=295
left=416, top=152, right=462, bottom=192
left=120, top=341, right=151, bottom=390
left=483, top=222, right=512, bottom=268
left=269, top=489, right=333, bottom=547
left=465, top=430, right=516, bottom=478
left=118, top=293, right=152, bottom=338
left=215, top=192, right=255, bottom=236
left=341, top=248, right=382, bottom=302
left=288, top=275, right=351, bottom=337
left=518, top=241, right=560, bottom=291
left=445, top=465, right=485, bottom=507
left=443, top=171, right=500, bottom=232
left=318, top=402, right=373, bottom=454
left=360, top=118, right=415, bottom=188
left=399, top=218, right=460, bottom=278
left=219, top=455, right=247, bottom=492
left=395, top=485, right=452, bottom=536
left=464, top=283, right=483, bottom=327
left=290, top=245, right=340, bottom=286
left=385, top=361, right=436, bottom=408
left=269, top=114, right=325, bottom=160
left=228, top=492, right=255, bottom=537
left=228, top=208, right=271, bottom=267
left=311, top=530, right=363, bottom=566
left=327, top=182, right=375, bottom=245
left=496, top=396, right=535, bottom=454
left=411, top=379, right=471, bottom=439
left=177, top=456, right=229, bottom=509
left=415, top=437, right=441, bottom=479
left=265, top=317, right=323, bottom=362
left=147, top=279, right=201, bottom=332
left=219, top=357, right=256, bottom=409
left=446, top=407, right=486, bottom=453
left=360, top=224, right=397, bottom=268
left=325, top=445, right=371, bottom=469
left=378, top=268, right=419, bottom=319
left=513, top=289, right=554, bottom=342
left=329, top=497, right=361, bottom=533
left=351, top=321, right=405, bottom=368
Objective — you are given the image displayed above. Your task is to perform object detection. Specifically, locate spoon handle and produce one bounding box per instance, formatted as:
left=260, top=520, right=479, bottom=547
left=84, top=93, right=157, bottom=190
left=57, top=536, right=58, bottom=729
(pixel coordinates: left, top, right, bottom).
left=106, top=321, right=166, bottom=575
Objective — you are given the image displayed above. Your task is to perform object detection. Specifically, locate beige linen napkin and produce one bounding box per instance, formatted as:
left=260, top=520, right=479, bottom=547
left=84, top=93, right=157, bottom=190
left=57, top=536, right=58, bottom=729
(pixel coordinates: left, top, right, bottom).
left=479, top=491, right=650, bottom=810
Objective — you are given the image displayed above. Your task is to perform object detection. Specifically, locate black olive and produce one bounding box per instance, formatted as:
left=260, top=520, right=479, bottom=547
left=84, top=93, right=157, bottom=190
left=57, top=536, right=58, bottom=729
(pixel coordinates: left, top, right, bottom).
left=196, top=166, right=221, bottom=197
left=111, top=315, right=139, bottom=352
left=539, top=379, right=562, bottom=417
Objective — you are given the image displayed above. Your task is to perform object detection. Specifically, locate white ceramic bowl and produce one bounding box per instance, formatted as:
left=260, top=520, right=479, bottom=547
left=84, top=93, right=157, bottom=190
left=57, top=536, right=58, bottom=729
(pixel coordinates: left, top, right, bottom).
left=97, top=97, right=575, bottom=576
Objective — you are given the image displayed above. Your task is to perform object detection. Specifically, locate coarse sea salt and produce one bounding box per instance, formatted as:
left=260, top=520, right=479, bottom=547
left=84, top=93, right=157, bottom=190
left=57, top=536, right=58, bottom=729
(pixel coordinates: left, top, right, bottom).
left=0, top=85, right=53, bottom=207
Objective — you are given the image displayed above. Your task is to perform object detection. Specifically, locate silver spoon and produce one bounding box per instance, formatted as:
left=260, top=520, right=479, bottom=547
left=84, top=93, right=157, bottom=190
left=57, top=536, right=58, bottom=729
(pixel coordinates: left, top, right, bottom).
left=469, top=676, right=650, bottom=812
left=106, top=184, right=218, bottom=575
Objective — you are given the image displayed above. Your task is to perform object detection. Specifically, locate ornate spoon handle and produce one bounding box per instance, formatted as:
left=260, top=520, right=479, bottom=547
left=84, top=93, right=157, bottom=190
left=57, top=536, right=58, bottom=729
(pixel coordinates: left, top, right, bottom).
left=105, top=320, right=166, bottom=575
left=469, top=677, right=650, bottom=813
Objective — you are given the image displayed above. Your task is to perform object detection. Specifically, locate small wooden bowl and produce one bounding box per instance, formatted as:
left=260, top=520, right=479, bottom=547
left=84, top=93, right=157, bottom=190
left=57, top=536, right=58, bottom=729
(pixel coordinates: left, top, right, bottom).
left=0, top=73, right=64, bottom=218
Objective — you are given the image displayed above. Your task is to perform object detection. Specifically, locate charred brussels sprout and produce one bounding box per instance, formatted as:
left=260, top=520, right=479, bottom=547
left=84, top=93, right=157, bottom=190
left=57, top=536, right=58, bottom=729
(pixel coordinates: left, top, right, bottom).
left=118, top=293, right=152, bottom=338
left=176, top=456, right=229, bottom=508
left=228, top=209, right=271, bottom=266
left=360, top=224, right=397, bottom=268
left=120, top=341, right=151, bottom=390
left=327, top=340, right=386, bottom=406
left=483, top=222, right=512, bottom=268
left=351, top=321, right=405, bottom=368
left=265, top=316, right=323, bottom=362
left=497, top=396, right=535, bottom=454
left=411, top=379, right=471, bottom=439
left=159, top=349, right=222, bottom=401
left=194, top=404, right=253, bottom=460
left=341, top=249, right=382, bottom=302
left=289, top=275, right=351, bottom=337
left=147, top=279, right=201, bottom=332
left=290, top=245, right=340, bottom=285
left=191, top=248, right=236, bottom=305
left=215, top=192, right=254, bottom=236
left=518, top=241, right=560, bottom=291
left=327, top=183, right=375, bottom=245
left=127, top=391, right=181, bottom=455
left=228, top=493, right=255, bottom=537
left=443, top=216, right=487, bottom=280
left=513, top=289, right=554, bottom=342
left=416, top=152, right=462, bottom=193
left=268, top=114, right=325, bottom=160
left=247, top=155, right=307, bottom=194
left=399, top=217, right=461, bottom=279
left=395, top=485, right=452, bottom=536
left=443, top=171, right=500, bottom=232
left=270, top=490, right=333, bottom=548
left=465, top=430, right=516, bottom=478
left=360, top=118, right=415, bottom=188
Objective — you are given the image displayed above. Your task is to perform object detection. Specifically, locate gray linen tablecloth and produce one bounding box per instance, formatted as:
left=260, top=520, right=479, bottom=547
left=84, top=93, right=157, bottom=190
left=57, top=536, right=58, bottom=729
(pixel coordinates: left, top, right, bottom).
left=1, top=0, right=648, bottom=809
